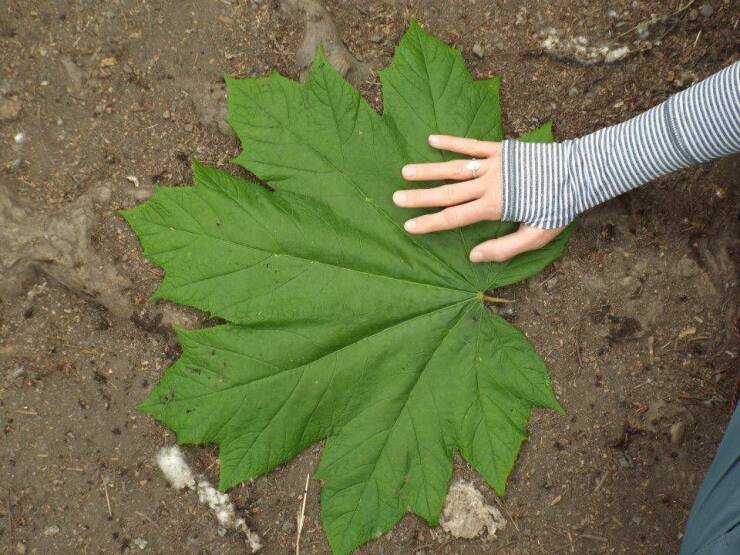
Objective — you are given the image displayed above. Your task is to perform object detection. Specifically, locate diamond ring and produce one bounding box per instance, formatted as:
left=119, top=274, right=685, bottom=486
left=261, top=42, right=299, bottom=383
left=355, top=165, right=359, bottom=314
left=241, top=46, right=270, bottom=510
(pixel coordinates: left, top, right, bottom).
left=467, top=158, right=481, bottom=178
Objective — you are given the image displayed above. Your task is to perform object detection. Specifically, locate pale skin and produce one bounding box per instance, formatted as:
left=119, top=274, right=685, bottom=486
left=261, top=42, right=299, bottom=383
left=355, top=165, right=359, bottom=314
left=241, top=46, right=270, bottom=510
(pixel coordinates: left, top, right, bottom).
left=393, top=134, right=566, bottom=263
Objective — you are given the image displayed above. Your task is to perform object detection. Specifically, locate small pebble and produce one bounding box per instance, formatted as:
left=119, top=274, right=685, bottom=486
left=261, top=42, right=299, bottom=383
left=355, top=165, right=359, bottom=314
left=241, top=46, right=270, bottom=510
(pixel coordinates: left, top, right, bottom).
left=44, top=525, right=60, bottom=536
left=133, top=538, right=148, bottom=550
left=369, top=34, right=383, bottom=44
left=0, top=98, right=22, bottom=121
left=472, top=42, right=485, bottom=58
left=670, top=421, right=686, bottom=446
left=15, top=543, right=27, bottom=555
left=699, top=3, right=714, bottom=17
left=568, top=86, right=580, bottom=97
left=281, top=519, right=296, bottom=534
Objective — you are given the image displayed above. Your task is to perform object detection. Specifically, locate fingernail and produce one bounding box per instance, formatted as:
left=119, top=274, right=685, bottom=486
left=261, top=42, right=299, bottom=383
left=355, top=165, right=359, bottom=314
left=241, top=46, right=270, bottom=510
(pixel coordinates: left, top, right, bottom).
left=402, top=165, right=416, bottom=178
left=393, top=191, right=407, bottom=205
left=470, top=250, right=484, bottom=263
left=429, top=135, right=440, bottom=145
left=404, top=219, right=417, bottom=231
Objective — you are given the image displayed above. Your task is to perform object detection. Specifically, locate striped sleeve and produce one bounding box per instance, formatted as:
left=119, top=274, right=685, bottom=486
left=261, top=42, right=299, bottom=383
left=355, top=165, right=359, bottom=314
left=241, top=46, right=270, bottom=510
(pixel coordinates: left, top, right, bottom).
left=501, top=61, right=740, bottom=229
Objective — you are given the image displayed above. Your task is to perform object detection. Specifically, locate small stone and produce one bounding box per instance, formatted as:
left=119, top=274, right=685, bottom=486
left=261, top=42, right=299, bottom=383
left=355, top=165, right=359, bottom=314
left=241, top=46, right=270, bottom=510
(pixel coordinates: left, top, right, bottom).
left=184, top=123, right=193, bottom=133
left=44, top=525, right=60, bottom=536
left=162, top=110, right=170, bottom=119
left=133, top=538, right=148, bottom=550
left=676, top=255, right=700, bottom=278
left=0, top=98, right=21, bottom=121
left=15, top=543, right=27, bottom=555
left=583, top=274, right=606, bottom=293
left=618, top=455, right=632, bottom=468
left=61, top=56, right=85, bottom=93
left=568, top=86, right=580, bottom=97
left=472, top=42, right=485, bottom=58
left=500, top=305, right=515, bottom=319
left=670, top=421, right=686, bottom=446
left=217, top=526, right=227, bottom=537
left=441, top=481, right=506, bottom=539
left=699, top=4, right=714, bottom=17
left=280, top=519, right=296, bottom=534
left=132, top=187, right=154, bottom=202
left=636, top=23, right=650, bottom=40
left=94, top=185, right=112, bottom=203
left=9, top=366, right=25, bottom=379
left=369, top=34, right=383, bottom=44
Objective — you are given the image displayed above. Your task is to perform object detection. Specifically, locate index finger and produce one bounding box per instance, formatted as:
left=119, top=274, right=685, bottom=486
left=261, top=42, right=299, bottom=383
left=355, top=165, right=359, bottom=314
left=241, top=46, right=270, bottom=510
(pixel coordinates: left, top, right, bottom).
left=428, top=135, right=500, bottom=158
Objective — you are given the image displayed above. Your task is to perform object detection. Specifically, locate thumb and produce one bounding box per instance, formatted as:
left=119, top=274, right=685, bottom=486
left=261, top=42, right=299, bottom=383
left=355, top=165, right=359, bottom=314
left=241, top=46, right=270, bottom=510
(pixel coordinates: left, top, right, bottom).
left=470, top=224, right=565, bottom=263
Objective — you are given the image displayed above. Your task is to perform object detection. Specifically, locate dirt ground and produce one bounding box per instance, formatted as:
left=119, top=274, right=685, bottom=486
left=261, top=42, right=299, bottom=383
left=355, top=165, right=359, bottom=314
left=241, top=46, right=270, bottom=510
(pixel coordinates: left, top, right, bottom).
left=1, top=1, right=738, bottom=554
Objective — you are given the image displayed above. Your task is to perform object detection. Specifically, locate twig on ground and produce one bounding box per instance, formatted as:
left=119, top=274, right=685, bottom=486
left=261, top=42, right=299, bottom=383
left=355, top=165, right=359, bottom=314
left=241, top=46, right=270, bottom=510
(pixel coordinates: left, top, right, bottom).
left=579, top=533, right=609, bottom=543
left=135, top=511, right=159, bottom=528
left=103, top=480, right=113, bottom=519
left=612, top=0, right=696, bottom=41
left=494, top=496, right=520, bottom=533
left=295, top=473, right=310, bottom=555
left=594, top=470, right=609, bottom=493
left=691, top=29, right=701, bottom=50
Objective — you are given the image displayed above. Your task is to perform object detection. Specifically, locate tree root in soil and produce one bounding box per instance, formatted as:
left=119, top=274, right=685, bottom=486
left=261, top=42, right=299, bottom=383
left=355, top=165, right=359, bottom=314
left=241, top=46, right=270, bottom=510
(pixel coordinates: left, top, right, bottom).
left=280, top=0, right=371, bottom=85
left=0, top=185, right=133, bottom=319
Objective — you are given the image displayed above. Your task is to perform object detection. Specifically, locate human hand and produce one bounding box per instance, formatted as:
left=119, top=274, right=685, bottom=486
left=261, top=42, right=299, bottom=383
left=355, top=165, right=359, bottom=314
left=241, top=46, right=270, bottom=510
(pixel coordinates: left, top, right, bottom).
left=393, top=135, right=565, bottom=263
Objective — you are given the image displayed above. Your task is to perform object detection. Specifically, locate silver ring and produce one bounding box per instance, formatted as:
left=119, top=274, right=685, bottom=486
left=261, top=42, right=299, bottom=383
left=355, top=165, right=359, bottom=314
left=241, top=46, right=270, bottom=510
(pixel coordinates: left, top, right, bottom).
left=467, top=158, right=481, bottom=178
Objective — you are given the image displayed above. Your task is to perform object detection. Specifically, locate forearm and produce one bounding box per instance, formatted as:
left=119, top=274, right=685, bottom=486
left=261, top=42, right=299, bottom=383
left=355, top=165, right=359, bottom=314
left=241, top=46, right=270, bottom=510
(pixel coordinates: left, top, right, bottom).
left=502, top=61, right=740, bottom=229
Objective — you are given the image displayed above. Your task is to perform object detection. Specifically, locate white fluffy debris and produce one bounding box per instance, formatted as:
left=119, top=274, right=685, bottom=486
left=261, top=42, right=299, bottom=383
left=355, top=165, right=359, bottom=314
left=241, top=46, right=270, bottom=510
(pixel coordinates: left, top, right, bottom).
left=197, top=478, right=263, bottom=552
left=440, top=481, right=507, bottom=539
left=156, top=446, right=195, bottom=490
left=538, top=28, right=631, bottom=66
left=155, top=446, right=262, bottom=552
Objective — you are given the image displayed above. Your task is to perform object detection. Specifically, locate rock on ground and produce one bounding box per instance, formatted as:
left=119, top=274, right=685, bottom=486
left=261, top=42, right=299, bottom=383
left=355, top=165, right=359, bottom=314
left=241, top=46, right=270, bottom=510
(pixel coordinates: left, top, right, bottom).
left=440, top=480, right=507, bottom=539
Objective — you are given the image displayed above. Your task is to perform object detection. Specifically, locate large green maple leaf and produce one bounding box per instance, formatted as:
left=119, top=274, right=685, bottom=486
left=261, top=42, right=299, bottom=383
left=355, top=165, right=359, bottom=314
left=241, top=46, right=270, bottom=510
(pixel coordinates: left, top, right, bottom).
left=123, top=21, right=572, bottom=554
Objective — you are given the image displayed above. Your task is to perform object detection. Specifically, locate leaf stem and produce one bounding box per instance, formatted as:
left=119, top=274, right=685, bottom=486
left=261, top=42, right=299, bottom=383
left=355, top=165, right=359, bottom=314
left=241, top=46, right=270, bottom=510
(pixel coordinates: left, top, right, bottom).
left=482, top=294, right=514, bottom=304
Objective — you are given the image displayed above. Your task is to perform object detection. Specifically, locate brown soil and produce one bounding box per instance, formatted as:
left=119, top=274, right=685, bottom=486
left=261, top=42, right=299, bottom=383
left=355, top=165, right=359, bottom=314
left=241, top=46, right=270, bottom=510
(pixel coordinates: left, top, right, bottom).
left=1, top=1, right=738, bottom=554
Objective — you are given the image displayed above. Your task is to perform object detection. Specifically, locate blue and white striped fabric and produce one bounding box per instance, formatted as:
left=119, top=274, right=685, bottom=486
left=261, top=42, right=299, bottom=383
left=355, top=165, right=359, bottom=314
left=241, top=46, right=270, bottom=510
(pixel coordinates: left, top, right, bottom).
left=502, top=61, right=740, bottom=229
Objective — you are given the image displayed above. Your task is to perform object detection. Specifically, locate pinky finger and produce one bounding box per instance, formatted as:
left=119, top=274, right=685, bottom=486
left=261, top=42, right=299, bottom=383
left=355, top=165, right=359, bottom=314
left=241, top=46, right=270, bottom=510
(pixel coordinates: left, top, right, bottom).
left=470, top=225, right=565, bottom=263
